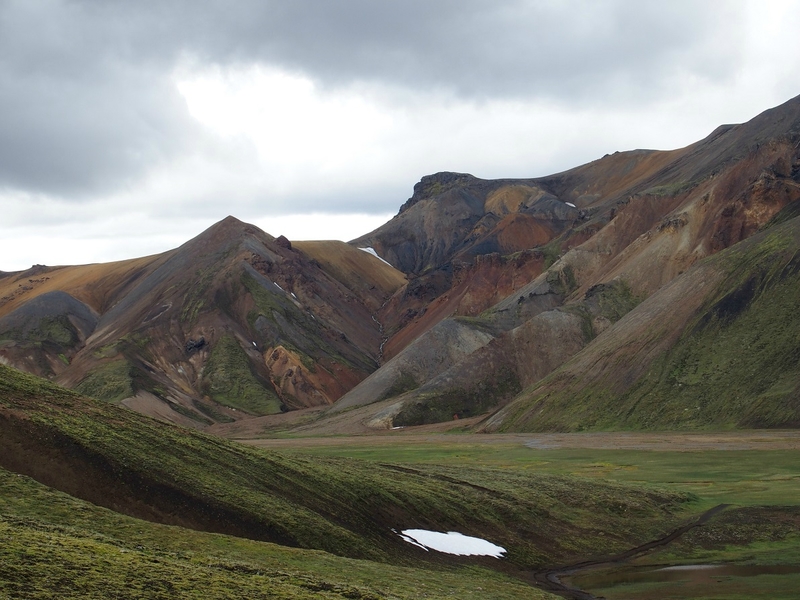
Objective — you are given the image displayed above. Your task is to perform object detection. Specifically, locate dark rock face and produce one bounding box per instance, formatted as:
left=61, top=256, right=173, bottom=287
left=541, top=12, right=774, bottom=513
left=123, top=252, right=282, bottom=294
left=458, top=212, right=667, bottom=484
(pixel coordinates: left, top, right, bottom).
left=0, top=291, right=98, bottom=342
left=397, top=172, right=481, bottom=214
left=276, top=235, right=292, bottom=250
left=352, top=172, right=570, bottom=275
left=185, top=337, right=206, bottom=354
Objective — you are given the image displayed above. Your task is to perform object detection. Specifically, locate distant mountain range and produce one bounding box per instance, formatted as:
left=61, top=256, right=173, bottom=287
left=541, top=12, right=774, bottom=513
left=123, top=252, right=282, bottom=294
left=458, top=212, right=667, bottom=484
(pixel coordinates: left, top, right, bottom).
left=2, top=93, right=799, bottom=433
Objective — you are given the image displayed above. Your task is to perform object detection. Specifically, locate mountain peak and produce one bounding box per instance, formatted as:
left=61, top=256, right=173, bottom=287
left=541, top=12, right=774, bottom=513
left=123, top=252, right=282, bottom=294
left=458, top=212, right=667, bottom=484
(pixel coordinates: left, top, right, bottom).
left=398, top=172, right=481, bottom=214
left=184, top=216, right=272, bottom=252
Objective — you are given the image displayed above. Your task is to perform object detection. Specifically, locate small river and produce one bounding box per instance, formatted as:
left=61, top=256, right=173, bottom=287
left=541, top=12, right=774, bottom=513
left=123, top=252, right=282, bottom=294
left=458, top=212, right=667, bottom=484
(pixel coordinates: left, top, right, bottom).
left=564, top=563, right=800, bottom=599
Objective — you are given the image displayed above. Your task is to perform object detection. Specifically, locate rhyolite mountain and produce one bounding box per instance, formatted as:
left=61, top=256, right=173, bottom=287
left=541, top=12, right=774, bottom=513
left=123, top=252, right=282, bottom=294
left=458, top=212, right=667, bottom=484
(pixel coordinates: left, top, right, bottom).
left=3, top=94, right=800, bottom=431
left=0, top=220, right=406, bottom=426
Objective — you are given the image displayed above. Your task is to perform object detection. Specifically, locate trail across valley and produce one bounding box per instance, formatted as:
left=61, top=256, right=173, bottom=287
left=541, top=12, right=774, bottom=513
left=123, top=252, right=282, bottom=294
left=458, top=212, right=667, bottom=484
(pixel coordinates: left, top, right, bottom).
left=241, top=429, right=800, bottom=452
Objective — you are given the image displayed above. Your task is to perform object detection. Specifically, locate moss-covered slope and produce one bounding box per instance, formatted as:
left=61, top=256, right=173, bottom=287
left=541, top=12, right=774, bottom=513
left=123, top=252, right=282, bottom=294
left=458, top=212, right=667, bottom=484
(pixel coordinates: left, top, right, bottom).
left=487, top=213, right=800, bottom=432
left=0, top=363, right=693, bottom=572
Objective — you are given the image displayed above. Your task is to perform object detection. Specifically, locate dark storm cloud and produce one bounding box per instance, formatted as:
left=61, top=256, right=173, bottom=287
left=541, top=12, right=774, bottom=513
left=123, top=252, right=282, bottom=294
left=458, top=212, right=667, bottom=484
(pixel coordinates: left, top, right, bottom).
left=212, top=0, right=740, bottom=101
left=0, top=0, right=743, bottom=197
left=0, top=0, right=198, bottom=196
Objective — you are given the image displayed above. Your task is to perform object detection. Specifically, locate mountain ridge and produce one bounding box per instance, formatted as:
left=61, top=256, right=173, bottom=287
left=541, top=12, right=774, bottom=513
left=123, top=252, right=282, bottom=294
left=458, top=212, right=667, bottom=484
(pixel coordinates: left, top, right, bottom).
left=2, top=94, right=799, bottom=432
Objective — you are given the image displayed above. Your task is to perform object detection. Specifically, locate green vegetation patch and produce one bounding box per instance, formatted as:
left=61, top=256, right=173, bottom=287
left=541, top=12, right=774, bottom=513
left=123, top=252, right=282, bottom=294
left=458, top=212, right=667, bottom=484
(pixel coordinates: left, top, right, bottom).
left=545, top=264, right=577, bottom=296
left=180, top=269, right=216, bottom=325
left=763, top=199, right=800, bottom=230
left=202, top=334, right=282, bottom=415
left=616, top=234, right=800, bottom=429
left=538, top=238, right=563, bottom=269
left=377, top=371, right=418, bottom=402
left=0, top=470, right=547, bottom=600
left=31, top=315, right=79, bottom=346
left=394, top=365, right=521, bottom=426
left=586, top=279, right=643, bottom=323
left=0, top=315, right=80, bottom=349
left=75, top=360, right=134, bottom=403
left=641, top=180, right=697, bottom=197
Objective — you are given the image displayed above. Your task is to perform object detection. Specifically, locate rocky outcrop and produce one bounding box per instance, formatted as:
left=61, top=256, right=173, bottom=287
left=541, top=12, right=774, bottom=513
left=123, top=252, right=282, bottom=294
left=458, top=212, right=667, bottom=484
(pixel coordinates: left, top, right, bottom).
left=0, top=291, right=99, bottom=377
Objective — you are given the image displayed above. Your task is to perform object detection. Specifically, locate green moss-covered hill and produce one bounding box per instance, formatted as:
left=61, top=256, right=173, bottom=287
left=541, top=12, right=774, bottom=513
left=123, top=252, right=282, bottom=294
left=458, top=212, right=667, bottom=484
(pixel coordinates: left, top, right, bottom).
left=486, top=209, right=800, bottom=432
left=0, top=362, right=699, bottom=597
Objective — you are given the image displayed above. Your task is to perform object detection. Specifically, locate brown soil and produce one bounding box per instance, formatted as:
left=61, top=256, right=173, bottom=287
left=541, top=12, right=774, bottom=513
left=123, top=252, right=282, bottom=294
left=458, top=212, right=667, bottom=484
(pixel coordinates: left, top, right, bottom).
left=0, top=254, right=166, bottom=318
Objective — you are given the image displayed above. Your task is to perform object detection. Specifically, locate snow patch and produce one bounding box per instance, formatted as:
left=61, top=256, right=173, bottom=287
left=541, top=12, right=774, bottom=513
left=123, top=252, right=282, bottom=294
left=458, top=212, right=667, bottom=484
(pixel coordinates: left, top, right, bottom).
left=397, top=529, right=506, bottom=557
left=565, top=202, right=576, bottom=208
left=358, top=247, right=393, bottom=267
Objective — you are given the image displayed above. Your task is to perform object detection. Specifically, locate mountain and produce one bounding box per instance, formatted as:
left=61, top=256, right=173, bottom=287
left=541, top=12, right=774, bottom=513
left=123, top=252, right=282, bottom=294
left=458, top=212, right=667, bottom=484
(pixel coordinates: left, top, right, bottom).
left=2, top=94, right=800, bottom=432
left=0, top=217, right=405, bottom=426
left=316, top=93, right=800, bottom=433
left=483, top=206, right=800, bottom=431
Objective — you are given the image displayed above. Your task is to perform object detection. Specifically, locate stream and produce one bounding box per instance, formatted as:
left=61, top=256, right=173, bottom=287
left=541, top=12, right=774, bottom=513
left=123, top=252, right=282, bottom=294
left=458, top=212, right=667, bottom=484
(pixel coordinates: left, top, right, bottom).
left=529, top=504, right=731, bottom=600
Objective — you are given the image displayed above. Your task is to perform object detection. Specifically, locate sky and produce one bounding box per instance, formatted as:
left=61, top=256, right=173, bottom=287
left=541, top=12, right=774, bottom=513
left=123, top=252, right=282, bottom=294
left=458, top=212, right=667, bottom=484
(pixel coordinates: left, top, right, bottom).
left=1, top=0, right=799, bottom=272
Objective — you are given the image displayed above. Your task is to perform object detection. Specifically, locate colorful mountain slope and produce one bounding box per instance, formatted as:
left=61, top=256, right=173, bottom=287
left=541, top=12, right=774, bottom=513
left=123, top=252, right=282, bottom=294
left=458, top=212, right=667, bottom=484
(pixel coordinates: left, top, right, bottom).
left=484, top=210, right=800, bottom=431
left=2, top=94, right=800, bottom=433
left=0, top=217, right=406, bottom=425
left=322, top=94, right=800, bottom=432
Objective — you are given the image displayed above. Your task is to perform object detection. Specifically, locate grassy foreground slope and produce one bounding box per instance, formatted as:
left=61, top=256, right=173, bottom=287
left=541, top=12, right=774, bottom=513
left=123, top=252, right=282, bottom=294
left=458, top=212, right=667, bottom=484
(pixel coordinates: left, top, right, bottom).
left=0, top=468, right=545, bottom=600
left=0, top=363, right=694, bottom=579
left=487, top=212, right=800, bottom=432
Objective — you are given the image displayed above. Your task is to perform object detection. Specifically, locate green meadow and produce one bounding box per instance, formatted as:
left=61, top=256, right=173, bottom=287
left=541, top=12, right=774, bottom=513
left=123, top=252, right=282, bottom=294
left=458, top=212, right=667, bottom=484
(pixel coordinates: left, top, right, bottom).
left=274, top=434, right=800, bottom=599
left=2, top=363, right=799, bottom=598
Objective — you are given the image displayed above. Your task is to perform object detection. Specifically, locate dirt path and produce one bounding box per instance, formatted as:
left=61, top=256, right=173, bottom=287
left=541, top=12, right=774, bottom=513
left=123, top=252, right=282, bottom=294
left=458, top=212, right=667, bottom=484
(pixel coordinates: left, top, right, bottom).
left=528, top=504, right=730, bottom=600
left=241, top=430, right=800, bottom=452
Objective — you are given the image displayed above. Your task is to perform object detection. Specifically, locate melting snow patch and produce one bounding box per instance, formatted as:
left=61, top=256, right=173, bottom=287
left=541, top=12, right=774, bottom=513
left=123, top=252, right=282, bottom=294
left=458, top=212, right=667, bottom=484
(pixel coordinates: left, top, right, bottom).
left=659, top=565, right=721, bottom=571
left=565, top=202, right=577, bottom=208
left=359, top=247, right=393, bottom=267
left=397, top=529, right=506, bottom=558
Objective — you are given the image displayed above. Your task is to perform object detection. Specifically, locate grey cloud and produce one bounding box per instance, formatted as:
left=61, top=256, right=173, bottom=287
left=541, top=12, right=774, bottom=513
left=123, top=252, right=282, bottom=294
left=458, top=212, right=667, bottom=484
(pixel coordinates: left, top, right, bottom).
left=146, top=0, right=743, bottom=100
left=0, top=66, right=194, bottom=195
left=0, top=0, right=746, bottom=198
left=0, top=1, right=198, bottom=196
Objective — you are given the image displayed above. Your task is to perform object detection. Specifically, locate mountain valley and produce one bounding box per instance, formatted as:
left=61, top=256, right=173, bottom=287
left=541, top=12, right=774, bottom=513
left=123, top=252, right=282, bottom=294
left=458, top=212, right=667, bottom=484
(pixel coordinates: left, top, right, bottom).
left=5, top=94, right=799, bottom=435
left=2, top=94, right=800, bottom=599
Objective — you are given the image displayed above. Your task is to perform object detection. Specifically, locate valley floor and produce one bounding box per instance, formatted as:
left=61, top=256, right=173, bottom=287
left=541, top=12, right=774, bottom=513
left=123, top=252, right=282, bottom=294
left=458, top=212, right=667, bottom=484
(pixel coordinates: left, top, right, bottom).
left=242, top=428, right=800, bottom=600
left=241, top=429, right=800, bottom=452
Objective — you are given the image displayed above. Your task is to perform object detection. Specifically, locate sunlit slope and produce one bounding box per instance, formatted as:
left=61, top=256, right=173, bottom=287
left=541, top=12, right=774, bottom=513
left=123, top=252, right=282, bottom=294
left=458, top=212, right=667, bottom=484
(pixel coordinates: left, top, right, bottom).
left=0, top=363, right=692, bottom=570
left=294, top=240, right=406, bottom=304
left=486, top=211, right=800, bottom=432
left=0, top=253, right=168, bottom=319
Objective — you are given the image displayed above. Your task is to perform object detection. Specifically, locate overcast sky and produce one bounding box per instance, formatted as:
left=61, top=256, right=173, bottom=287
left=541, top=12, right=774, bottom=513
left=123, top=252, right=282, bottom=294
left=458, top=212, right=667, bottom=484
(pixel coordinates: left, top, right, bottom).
left=1, top=0, right=799, bottom=271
